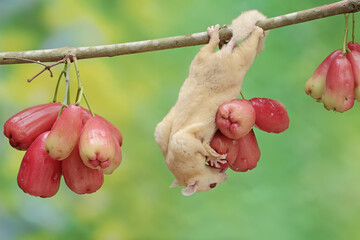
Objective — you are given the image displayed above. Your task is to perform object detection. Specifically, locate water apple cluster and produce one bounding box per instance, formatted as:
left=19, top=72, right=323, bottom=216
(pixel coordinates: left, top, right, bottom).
left=3, top=103, right=123, bottom=198
left=209, top=97, right=290, bottom=172
left=305, top=42, right=360, bottom=112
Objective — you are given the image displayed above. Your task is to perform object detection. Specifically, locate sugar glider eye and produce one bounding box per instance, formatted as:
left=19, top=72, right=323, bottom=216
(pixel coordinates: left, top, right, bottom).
left=209, top=183, right=217, bottom=189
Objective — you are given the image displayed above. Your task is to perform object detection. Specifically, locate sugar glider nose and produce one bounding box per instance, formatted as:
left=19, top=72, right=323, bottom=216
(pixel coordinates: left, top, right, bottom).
left=219, top=169, right=227, bottom=181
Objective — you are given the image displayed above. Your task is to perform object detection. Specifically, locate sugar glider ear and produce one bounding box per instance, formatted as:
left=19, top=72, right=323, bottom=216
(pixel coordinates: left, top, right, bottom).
left=181, top=181, right=199, bottom=196
left=169, top=179, right=181, bottom=188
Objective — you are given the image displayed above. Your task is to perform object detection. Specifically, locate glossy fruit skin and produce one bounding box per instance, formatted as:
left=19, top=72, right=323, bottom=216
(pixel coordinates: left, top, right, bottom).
left=346, top=50, right=360, bottom=101
left=250, top=98, right=289, bottom=133
left=4, top=102, right=61, bottom=150
left=81, top=107, right=93, bottom=127
left=81, top=107, right=123, bottom=146
left=322, top=54, right=354, bottom=112
left=229, top=129, right=260, bottom=172
left=348, top=41, right=360, bottom=52
left=102, top=135, right=122, bottom=174
left=99, top=116, right=123, bottom=147
left=45, top=104, right=83, bottom=160
left=216, top=99, right=255, bottom=140
left=17, top=131, right=62, bottom=198
left=79, top=115, right=117, bottom=170
left=209, top=131, right=238, bottom=169
left=62, top=144, right=104, bottom=194
left=305, top=49, right=342, bottom=100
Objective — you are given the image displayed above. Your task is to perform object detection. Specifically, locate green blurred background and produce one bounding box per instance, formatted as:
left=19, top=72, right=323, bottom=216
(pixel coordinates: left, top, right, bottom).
left=1, top=0, right=360, bottom=239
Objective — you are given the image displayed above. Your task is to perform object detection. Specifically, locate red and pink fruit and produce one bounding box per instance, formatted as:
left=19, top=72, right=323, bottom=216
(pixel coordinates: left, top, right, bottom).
left=348, top=41, right=360, bottom=52
left=216, top=99, right=255, bottom=140
left=305, top=49, right=342, bottom=100
left=102, top=135, right=122, bottom=174
left=4, top=102, right=61, bottom=150
left=17, top=131, right=62, bottom=198
left=346, top=50, right=360, bottom=101
left=229, top=129, right=261, bottom=172
left=79, top=115, right=117, bottom=170
left=81, top=107, right=123, bottom=146
left=45, top=104, right=82, bottom=160
left=62, top=144, right=104, bottom=194
left=249, top=98, right=289, bottom=133
left=322, top=54, right=354, bottom=112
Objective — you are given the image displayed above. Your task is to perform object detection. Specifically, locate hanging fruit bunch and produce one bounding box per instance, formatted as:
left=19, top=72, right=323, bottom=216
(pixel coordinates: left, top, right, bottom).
left=208, top=95, right=290, bottom=172
left=305, top=13, right=360, bottom=112
left=3, top=56, right=123, bottom=198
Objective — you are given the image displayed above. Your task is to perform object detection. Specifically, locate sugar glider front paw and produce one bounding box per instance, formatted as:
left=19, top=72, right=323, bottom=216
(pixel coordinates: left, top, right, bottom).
left=207, top=24, right=220, bottom=42
left=206, top=156, right=227, bottom=168
left=253, top=26, right=264, bottom=38
left=253, top=26, right=266, bottom=55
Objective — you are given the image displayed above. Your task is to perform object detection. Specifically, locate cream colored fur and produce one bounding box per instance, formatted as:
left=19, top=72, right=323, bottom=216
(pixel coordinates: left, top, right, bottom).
left=154, top=10, right=267, bottom=196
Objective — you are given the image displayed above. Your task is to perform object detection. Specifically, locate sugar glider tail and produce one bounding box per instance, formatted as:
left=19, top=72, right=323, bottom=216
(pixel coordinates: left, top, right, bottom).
left=231, top=10, right=268, bottom=55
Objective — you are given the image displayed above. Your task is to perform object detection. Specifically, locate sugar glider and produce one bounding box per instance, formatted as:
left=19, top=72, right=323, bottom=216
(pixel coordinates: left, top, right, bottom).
left=154, top=10, right=268, bottom=196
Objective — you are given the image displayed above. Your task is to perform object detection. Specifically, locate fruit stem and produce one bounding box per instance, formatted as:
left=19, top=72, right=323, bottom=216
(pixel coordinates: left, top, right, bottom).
left=83, top=92, right=94, bottom=116
left=62, top=59, right=71, bottom=106
left=52, top=63, right=67, bottom=103
left=352, top=13, right=355, bottom=44
left=73, top=56, right=83, bottom=105
left=343, top=13, right=349, bottom=55
left=240, top=91, right=246, bottom=100
left=72, top=56, right=94, bottom=116
left=58, top=59, right=72, bottom=117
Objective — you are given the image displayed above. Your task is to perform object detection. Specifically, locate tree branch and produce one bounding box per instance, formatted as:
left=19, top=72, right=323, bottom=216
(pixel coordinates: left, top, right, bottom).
left=1, top=0, right=360, bottom=65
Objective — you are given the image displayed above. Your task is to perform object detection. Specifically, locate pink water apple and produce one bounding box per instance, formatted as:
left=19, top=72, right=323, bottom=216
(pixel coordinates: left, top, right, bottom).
left=229, top=129, right=261, bottom=172
left=62, top=144, right=104, bottom=194
left=102, top=135, right=122, bottom=175
left=45, top=104, right=82, bottom=160
left=81, top=107, right=123, bottom=146
left=216, top=99, right=255, bottom=140
left=305, top=49, right=342, bottom=100
left=249, top=98, right=289, bottom=133
left=346, top=50, right=360, bottom=101
left=4, top=102, right=61, bottom=150
left=348, top=41, right=360, bottom=52
left=17, top=131, right=62, bottom=198
left=79, top=115, right=117, bottom=170
left=322, top=54, right=354, bottom=112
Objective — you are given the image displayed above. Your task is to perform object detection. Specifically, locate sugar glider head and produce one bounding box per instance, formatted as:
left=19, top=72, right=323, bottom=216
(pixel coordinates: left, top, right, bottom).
left=170, top=166, right=227, bottom=196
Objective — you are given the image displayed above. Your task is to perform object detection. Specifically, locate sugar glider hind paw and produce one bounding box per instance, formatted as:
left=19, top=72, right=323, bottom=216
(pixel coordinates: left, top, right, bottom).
left=204, top=144, right=227, bottom=168
left=206, top=154, right=228, bottom=168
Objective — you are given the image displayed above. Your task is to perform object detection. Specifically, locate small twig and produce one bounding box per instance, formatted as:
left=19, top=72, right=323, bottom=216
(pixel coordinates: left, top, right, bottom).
left=0, top=0, right=359, bottom=65
left=3, top=57, right=55, bottom=80
left=2, top=56, right=69, bottom=82
left=27, top=67, right=52, bottom=82
left=26, top=57, right=67, bottom=82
